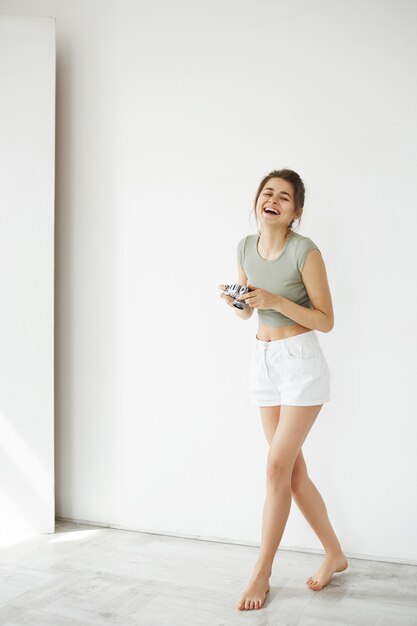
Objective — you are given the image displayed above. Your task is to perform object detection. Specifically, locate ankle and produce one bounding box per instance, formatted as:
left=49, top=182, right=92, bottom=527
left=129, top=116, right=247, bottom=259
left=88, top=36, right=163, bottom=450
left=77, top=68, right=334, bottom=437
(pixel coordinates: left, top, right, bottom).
left=253, top=563, right=272, bottom=577
left=324, top=547, right=344, bottom=559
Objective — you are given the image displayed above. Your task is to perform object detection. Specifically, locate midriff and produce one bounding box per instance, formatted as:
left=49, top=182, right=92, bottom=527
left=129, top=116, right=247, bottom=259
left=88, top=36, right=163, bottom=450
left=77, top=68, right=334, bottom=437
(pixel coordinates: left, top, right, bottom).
left=256, top=322, right=312, bottom=342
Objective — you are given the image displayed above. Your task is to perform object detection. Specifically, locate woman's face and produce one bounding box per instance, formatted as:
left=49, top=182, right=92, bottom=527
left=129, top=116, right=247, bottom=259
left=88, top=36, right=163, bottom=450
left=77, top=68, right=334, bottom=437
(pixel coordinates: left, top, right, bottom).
left=256, top=178, right=300, bottom=228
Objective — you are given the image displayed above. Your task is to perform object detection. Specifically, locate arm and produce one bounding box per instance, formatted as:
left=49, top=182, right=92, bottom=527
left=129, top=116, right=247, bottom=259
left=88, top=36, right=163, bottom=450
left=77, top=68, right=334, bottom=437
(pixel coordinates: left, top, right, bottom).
left=235, top=263, right=254, bottom=321
left=273, top=250, right=334, bottom=332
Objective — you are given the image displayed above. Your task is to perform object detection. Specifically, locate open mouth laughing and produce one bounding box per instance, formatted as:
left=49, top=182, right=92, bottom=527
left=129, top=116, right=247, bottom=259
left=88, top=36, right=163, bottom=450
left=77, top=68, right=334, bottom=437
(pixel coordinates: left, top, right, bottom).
left=263, top=205, right=280, bottom=216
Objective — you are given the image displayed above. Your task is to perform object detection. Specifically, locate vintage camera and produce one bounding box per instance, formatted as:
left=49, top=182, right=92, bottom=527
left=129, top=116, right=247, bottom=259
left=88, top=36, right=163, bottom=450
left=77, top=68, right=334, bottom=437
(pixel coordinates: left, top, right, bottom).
left=223, top=284, right=253, bottom=310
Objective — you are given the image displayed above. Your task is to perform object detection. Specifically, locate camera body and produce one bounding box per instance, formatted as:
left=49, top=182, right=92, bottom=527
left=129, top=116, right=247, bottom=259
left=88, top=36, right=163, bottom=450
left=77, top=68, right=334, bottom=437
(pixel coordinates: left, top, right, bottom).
left=223, top=284, right=253, bottom=310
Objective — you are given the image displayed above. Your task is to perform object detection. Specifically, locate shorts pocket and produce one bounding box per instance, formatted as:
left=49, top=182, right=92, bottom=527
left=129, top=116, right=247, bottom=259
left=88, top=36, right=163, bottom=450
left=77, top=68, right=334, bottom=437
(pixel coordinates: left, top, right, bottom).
left=285, top=340, right=321, bottom=360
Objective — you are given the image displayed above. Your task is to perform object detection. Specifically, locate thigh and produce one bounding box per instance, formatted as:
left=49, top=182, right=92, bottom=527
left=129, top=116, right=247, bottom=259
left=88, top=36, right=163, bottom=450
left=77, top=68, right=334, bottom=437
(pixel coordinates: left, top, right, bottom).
left=260, top=406, right=281, bottom=445
left=260, top=407, right=313, bottom=480
left=267, top=404, right=323, bottom=471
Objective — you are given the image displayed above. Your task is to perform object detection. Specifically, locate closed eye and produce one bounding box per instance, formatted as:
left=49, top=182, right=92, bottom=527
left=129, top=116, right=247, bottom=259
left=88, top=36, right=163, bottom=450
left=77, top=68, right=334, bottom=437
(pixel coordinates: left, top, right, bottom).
left=264, top=193, right=288, bottom=200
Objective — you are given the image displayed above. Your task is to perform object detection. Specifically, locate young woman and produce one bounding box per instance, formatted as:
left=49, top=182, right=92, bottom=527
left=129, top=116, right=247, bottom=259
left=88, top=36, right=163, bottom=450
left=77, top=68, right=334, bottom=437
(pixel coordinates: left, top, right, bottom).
left=218, top=169, right=348, bottom=611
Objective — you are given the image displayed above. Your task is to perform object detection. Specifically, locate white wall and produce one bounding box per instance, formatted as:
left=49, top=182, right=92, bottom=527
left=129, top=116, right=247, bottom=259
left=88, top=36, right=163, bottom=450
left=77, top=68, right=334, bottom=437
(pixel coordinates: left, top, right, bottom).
left=0, top=15, right=55, bottom=542
left=1, top=0, right=416, bottom=563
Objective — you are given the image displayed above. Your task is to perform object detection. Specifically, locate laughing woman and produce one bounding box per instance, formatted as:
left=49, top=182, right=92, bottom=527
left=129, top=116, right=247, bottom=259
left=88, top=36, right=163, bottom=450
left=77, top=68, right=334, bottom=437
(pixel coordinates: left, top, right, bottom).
left=219, top=168, right=348, bottom=611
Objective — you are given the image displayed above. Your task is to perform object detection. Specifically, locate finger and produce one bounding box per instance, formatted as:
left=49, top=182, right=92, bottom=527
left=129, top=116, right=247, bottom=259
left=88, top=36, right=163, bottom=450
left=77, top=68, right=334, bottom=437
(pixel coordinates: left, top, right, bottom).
left=218, top=284, right=226, bottom=290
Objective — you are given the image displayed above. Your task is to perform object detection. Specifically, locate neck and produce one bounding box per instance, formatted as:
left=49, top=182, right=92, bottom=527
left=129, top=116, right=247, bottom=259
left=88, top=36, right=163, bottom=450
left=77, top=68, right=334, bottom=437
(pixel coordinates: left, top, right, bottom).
left=258, top=227, right=291, bottom=251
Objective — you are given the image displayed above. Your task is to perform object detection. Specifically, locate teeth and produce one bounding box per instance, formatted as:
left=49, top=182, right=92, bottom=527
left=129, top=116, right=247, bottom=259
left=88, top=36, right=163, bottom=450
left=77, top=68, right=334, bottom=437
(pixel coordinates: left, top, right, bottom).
left=264, top=207, right=279, bottom=215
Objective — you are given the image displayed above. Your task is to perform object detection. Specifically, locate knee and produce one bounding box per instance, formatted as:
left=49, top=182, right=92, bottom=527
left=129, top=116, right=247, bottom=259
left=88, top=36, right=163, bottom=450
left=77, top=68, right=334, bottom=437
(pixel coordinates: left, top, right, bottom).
left=266, top=458, right=293, bottom=483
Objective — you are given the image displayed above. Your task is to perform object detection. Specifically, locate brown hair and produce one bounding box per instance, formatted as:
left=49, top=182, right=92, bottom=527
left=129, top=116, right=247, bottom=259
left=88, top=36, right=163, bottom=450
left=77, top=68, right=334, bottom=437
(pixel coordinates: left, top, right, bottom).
left=250, top=168, right=306, bottom=235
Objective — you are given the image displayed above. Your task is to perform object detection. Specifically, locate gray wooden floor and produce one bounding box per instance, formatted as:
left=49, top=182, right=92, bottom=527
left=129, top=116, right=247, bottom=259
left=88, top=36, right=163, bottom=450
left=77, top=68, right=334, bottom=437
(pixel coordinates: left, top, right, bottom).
left=0, top=521, right=416, bottom=625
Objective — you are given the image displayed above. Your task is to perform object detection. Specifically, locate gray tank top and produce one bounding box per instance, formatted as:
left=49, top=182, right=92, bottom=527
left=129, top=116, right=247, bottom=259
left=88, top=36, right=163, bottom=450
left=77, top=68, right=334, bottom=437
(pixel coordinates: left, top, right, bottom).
left=237, top=231, right=321, bottom=327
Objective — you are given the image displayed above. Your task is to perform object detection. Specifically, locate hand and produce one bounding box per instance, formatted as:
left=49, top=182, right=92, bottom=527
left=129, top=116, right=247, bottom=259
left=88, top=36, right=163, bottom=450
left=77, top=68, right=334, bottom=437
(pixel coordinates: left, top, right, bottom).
left=218, top=283, right=236, bottom=308
left=237, top=284, right=280, bottom=310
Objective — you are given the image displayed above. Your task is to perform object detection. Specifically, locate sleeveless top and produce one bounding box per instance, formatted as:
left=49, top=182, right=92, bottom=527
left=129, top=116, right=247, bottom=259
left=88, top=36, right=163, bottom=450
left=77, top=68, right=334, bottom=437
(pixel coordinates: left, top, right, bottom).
left=237, top=231, right=321, bottom=327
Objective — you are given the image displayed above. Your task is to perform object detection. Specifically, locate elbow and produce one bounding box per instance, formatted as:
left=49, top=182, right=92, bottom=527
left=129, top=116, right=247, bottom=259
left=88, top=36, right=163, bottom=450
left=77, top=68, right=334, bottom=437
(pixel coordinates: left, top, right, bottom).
left=313, top=308, right=333, bottom=332
left=324, top=317, right=334, bottom=333
left=318, top=311, right=334, bottom=333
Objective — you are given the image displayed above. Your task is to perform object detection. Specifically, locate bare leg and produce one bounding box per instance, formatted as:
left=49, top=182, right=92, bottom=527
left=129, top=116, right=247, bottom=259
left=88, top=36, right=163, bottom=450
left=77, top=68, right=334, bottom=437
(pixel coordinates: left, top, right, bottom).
left=237, top=404, right=321, bottom=611
left=291, top=451, right=348, bottom=589
left=260, top=406, right=348, bottom=592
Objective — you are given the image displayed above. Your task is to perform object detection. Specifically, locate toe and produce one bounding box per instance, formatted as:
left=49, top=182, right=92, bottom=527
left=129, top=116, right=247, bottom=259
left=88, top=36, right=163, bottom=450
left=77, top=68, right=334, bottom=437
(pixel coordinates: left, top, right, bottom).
left=308, top=579, right=318, bottom=589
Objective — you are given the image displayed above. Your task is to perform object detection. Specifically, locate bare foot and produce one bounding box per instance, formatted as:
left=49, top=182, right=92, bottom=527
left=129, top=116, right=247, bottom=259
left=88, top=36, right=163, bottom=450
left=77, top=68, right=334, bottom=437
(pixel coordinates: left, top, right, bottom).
left=306, top=552, right=348, bottom=590
left=237, top=570, right=271, bottom=610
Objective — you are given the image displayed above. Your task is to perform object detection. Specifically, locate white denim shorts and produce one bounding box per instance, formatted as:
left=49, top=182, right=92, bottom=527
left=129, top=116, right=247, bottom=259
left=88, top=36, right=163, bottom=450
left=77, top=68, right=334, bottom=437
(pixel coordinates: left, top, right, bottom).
left=249, top=330, right=331, bottom=407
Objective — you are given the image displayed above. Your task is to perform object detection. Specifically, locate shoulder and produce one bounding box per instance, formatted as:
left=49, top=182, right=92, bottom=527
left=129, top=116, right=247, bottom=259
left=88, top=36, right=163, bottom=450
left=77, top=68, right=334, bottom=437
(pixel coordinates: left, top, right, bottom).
left=237, top=234, right=250, bottom=265
left=290, top=231, right=320, bottom=250
left=290, top=231, right=321, bottom=272
left=237, top=233, right=257, bottom=250
left=237, top=233, right=257, bottom=243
